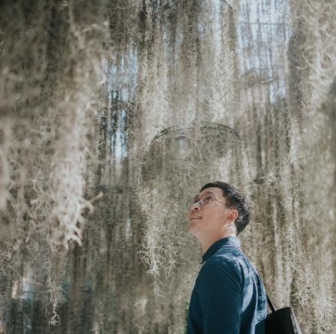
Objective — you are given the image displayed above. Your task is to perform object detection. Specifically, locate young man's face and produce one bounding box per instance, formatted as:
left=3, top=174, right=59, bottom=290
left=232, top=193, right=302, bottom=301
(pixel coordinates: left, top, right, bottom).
left=188, top=187, right=237, bottom=240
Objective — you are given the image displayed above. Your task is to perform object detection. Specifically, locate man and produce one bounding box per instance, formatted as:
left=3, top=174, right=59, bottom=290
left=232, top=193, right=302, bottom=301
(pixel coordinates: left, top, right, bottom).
left=186, top=181, right=267, bottom=334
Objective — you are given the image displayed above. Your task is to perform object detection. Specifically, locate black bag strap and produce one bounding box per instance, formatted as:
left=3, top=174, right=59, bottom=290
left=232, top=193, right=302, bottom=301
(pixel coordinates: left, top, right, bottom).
left=267, top=294, right=276, bottom=313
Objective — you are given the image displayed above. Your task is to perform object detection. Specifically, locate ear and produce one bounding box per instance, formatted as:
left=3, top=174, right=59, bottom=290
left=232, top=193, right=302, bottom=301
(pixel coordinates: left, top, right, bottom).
left=227, top=208, right=238, bottom=223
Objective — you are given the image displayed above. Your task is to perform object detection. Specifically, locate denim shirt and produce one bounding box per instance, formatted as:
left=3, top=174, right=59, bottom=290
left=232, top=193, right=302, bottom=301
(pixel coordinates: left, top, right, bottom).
left=187, top=237, right=267, bottom=334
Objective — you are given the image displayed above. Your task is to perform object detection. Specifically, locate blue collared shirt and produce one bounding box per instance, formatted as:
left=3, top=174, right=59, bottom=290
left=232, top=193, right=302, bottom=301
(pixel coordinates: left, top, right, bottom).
left=187, top=236, right=267, bottom=334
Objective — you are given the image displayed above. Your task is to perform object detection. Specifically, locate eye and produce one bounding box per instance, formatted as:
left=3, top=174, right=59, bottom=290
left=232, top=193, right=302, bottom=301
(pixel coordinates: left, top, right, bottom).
left=200, top=196, right=212, bottom=205
left=207, top=196, right=216, bottom=202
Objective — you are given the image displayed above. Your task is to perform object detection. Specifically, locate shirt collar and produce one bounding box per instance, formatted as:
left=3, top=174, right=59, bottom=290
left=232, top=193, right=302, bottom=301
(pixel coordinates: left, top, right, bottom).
left=201, top=236, right=241, bottom=264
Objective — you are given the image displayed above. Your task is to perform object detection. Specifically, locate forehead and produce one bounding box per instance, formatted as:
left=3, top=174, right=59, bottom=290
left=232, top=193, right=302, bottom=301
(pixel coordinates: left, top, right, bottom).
left=196, top=187, right=224, bottom=199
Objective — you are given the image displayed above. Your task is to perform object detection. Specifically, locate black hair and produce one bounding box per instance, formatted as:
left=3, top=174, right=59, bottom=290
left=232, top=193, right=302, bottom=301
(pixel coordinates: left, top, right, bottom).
left=200, top=181, right=250, bottom=235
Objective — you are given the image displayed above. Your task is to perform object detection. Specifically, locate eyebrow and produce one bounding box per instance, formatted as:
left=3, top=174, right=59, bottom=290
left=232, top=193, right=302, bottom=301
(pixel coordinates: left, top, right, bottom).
left=194, top=191, right=216, bottom=202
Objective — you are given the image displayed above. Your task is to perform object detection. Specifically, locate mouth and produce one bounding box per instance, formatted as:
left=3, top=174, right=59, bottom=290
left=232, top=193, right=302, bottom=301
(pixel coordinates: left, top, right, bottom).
left=190, top=216, right=202, bottom=220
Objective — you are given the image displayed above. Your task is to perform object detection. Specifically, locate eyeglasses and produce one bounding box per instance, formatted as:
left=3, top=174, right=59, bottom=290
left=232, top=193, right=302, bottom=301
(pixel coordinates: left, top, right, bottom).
left=186, top=195, right=227, bottom=211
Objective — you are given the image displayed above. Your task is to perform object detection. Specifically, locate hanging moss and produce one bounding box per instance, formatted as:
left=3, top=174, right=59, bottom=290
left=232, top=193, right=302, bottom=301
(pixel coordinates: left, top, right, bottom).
left=0, top=0, right=335, bottom=332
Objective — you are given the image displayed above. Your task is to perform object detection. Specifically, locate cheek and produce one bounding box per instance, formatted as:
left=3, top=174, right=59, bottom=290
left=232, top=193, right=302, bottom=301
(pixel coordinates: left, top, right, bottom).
left=208, top=211, right=226, bottom=227
left=206, top=208, right=223, bottom=219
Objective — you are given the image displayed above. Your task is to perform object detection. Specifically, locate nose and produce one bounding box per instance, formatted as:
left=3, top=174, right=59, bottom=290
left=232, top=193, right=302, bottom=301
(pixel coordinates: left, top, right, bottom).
left=190, top=202, right=201, bottom=212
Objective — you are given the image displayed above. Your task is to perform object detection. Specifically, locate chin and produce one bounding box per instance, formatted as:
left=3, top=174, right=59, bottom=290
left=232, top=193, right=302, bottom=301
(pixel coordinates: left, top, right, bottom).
left=188, top=223, right=200, bottom=238
left=188, top=222, right=195, bottom=233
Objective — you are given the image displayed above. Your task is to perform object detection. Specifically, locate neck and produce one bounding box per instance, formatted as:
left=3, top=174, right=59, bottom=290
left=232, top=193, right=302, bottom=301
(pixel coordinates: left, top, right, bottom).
left=199, top=230, right=236, bottom=253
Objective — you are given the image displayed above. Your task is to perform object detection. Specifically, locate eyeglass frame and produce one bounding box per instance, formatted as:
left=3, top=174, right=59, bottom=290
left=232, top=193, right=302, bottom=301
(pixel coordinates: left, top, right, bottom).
left=186, top=195, right=227, bottom=211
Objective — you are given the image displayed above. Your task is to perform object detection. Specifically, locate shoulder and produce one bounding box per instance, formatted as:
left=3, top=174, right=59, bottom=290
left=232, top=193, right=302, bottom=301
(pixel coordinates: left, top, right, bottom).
left=198, top=255, right=243, bottom=289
